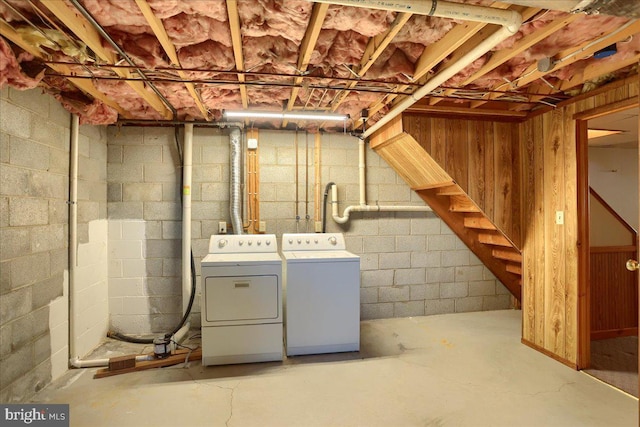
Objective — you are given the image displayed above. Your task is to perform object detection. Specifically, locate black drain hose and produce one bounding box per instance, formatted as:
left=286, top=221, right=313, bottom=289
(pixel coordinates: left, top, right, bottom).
left=322, top=182, right=336, bottom=233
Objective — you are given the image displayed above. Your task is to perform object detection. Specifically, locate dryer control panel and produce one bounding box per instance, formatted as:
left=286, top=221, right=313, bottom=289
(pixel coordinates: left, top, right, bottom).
left=208, top=234, right=278, bottom=254
left=282, top=233, right=346, bottom=251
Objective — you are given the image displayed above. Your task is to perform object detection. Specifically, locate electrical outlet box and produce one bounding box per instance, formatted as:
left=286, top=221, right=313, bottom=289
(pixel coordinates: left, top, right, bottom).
left=555, top=211, right=564, bottom=225
left=248, top=138, right=258, bottom=150
left=218, top=221, right=227, bottom=234
left=258, top=221, right=267, bottom=233
left=315, top=221, right=323, bottom=233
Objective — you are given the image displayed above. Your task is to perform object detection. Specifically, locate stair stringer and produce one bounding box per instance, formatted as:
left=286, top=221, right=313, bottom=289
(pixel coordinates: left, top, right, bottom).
left=371, top=130, right=522, bottom=300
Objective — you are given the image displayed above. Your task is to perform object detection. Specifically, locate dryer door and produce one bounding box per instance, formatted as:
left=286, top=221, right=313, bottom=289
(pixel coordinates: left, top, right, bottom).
left=204, top=275, right=279, bottom=322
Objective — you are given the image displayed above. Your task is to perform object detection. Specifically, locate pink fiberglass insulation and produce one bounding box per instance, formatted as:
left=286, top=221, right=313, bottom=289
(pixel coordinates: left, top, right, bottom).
left=0, top=38, right=44, bottom=90
left=154, top=82, right=203, bottom=120
left=148, top=0, right=228, bottom=20
left=93, top=79, right=163, bottom=120
left=367, top=47, right=414, bottom=82
left=178, top=40, right=236, bottom=77
left=246, top=85, right=291, bottom=107
left=238, top=0, right=313, bottom=43
left=339, top=91, right=385, bottom=120
left=107, top=31, right=169, bottom=69
left=322, top=5, right=394, bottom=38
left=243, top=36, right=299, bottom=75
left=0, top=0, right=36, bottom=22
left=310, top=30, right=368, bottom=78
left=79, top=0, right=149, bottom=28
left=55, top=95, right=118, bottom=125
left=200, top=86, right=243, bottom=115
left=164, top=14, right=232, bottom=48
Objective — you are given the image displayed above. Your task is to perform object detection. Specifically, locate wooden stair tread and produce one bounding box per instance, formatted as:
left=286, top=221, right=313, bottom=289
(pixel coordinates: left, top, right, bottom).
left=436, top=184, right=464, bottom=196
left=492, top=248, right=522, bottom=262
left=464, top=216, right=496, bottom=230
left=478, top=232, right=512, bottom=247
left=506, top=263, right=522, bottom=275
left=449, top=195, right=480, bottom=213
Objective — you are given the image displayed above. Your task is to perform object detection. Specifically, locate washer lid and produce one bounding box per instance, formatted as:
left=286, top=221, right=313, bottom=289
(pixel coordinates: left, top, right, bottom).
left=202, top=252, right=282, bottom=266
left=282, top=250, right=359, bottom=262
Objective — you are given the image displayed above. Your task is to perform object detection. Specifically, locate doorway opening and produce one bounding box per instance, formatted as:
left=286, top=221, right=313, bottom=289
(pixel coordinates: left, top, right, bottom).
left=577, top=105, right=639, bottom=397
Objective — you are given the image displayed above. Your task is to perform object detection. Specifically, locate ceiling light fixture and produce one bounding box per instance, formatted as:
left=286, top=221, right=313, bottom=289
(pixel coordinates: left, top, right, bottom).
left=587, top=129, right=623, bottom=139
left=224, top=110, right=348, bottom=121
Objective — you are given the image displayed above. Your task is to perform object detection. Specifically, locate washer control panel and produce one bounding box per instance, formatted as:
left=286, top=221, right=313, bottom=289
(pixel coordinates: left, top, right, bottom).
left=282, top=233, right=346, bottom=251
left=208, top=234, right=278, bottom=254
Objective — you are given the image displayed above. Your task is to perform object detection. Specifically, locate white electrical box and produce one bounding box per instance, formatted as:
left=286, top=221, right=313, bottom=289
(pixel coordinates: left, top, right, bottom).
left=248, top=138, right=258, bottom=150
left=218, top=221, right=227, bottom=234
left=555, top=211, right=564, bottom=225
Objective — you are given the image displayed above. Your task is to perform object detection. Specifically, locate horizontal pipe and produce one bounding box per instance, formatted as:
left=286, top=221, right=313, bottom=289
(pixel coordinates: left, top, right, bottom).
left=331, top=184, right=432, bottom=224
left=69, top=354, right=153, bottom=369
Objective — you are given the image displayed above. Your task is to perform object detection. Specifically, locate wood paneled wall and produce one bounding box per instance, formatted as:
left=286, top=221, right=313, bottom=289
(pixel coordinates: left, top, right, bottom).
left=402, top=116, right=521, bottom=248
left=520, top=75, right=639, bottom=367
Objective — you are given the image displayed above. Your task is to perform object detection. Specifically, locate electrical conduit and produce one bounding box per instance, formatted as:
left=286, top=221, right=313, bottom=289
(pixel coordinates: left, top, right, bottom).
left=177, top=123, right=194, bottom=340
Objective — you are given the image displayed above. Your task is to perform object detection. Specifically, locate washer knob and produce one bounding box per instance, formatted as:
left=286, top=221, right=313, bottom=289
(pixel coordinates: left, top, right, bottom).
left=257, top=240, right=262, bottom=246
left=248, top=240, right=253, bottom=246
left=266, top=240, right=271, bottom=245
left=314, top=239, right=318, bottom=244
left=288, top=239, right=293, bottom=244
left=329, top=236, right=337, bottom=246
left=306, top=239, right=310, bottom=244
left=238, top=240, right=244, bottom=246
left=218, top=239, right=227, bottom=248
left=297, top=239, right=302, bottom=244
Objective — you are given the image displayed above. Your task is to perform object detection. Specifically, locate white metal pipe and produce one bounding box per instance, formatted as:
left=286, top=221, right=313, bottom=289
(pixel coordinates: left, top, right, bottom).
left=358, top=139, right=366, bottom=206
left=364, top=23, right=520, bottom=138
left=68, top=114, right=79, bottom=360
left=331, top=184, right=432, bottom=224
left=308, top=0, right=521, bottom=32
left=182, top=124, right=193, bottom=315
left=70, top=354, right=153, bottom=369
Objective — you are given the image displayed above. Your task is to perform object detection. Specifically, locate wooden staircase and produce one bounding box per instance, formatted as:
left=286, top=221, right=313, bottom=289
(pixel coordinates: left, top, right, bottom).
left=416, top=183, right=522, bottom=299
left=370, top=121, right=522, bottom=300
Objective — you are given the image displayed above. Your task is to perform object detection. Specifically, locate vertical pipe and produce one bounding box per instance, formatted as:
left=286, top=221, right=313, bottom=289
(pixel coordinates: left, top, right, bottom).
left=68, top=114, right=79, bottom=359
left=182, top=124, right=193, bottom=314
left=358, top=139, right=366, bottom=206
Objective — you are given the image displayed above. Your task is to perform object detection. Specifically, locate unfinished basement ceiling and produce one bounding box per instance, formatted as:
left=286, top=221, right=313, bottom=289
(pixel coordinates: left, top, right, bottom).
left=1, top=0, right=639, bottom=130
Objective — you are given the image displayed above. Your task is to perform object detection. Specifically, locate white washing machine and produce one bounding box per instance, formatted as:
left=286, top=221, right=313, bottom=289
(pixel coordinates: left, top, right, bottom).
left=200, top=234, right=283, bottom=366
left=282, top=233, right=360, bottom=356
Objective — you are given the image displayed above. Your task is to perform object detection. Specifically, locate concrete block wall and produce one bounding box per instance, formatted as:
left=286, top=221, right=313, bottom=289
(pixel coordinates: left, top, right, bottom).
left=1, top=87, right=108, bottom=401
left=257, top=131, right=511, bottom=319
left=106, top=127, right=510, bottom=334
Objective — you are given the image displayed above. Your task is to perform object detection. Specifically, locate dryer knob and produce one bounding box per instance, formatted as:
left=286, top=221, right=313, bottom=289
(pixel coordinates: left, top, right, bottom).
left=266, top=240, right=271, bottom=245
left=288, top=239, right=293, bottom=244
left=314, top=239, right=318, bottom=244
left=238, top=240, right=244, bottom=246
left=329, top=236, right=337, bottom=245
left=248, top=240, right=253, bottom=246
left=257, top=240, right=262, bottom=245
left=297, top=239, right=302, bottom=244
left=306, top=239, right=310, bottom=244
left=218, top=239, right=228, bottom=248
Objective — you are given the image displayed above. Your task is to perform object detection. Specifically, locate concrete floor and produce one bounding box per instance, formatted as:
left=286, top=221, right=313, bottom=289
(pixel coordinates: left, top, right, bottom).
left=32, top=310, right=638, bottom=427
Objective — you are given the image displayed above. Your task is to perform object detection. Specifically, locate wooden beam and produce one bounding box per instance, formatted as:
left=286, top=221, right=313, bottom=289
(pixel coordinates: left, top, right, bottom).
left=558, top=52, right=640, bottom=92
left=134, top=0, right=209, bottom=119
left=284, top=3, right=329, bottom=124
left=406, top=103, right=527, bottom=118
left=226, top=0, right=248, bottom=108
left=472, top=19, right=640, bottom=108
left=39, top=0, right=173, bottom=119
left=0, top=19, right=129, bottom=117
